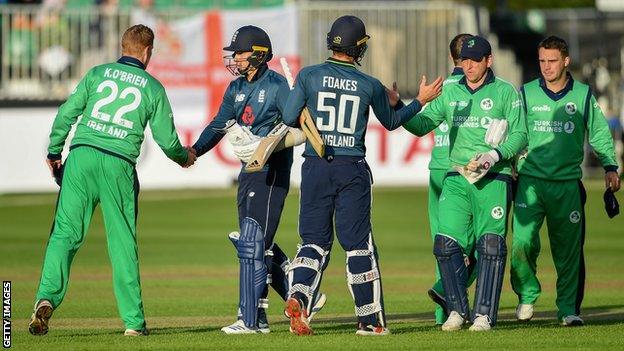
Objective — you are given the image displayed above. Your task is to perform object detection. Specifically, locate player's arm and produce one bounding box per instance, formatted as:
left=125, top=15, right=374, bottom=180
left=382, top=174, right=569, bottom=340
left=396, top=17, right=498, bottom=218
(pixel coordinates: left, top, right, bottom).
left=282, top=70, right=307, bottom=127
left=586, top=94, right=620, bottom=191
left=372, top=76, right=442, bottom=131
left=149, top=88, right=189, bottom=165
left=192, top=85, right=237, bottom=157
left=47, top=71, right=91, bottom=159
left=466, top=86, right=527, bottom=177
left=492, top=87, right=527, bottom=160
left=402, top=94, right=446, bottom=137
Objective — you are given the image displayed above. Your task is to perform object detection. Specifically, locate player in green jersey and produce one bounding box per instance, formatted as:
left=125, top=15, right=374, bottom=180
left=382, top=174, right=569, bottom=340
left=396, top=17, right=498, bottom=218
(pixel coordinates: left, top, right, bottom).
left=404, top=36, right=527, bottom=331
left=28, top=25, right=195, bottom=337
left=427, top=33, right=478, bottom=325
left=510, top=36, right=620, bottom=326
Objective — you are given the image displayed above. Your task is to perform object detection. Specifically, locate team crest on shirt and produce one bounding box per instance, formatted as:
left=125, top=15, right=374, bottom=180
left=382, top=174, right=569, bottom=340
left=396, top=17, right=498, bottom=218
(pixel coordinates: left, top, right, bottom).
left=480, top=98, right=493, bottom=111
left=564, top=121, right=575, bottom=134
left=569, top=210, right=581, bottom=223
left=491, top=206, right=504, bottom=219
left=439, top=121, right=449, bottom=133
left=565, top=102, right=577, bottom=115
left=242, top=105, right=255, bottom=125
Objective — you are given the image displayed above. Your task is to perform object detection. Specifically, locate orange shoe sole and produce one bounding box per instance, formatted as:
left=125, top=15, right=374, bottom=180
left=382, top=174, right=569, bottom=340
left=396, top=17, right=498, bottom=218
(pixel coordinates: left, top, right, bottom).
left=285, top=298, right=312, bottom=336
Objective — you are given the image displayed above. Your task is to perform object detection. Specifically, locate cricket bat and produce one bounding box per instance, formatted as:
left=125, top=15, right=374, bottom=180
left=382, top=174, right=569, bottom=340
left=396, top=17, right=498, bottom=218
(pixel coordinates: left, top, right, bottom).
left=280, top=58, right=325, bottom=157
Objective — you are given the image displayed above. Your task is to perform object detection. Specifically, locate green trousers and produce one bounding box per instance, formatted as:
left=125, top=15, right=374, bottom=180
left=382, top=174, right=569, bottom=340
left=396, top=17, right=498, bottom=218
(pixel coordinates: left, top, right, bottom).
left=438, top=174, right=511, bottom=247
left=428, top=170, right=477, bottom=324
left=510, top=175, right=586, bottom=320
left=35, top=146, right=145, bottom=330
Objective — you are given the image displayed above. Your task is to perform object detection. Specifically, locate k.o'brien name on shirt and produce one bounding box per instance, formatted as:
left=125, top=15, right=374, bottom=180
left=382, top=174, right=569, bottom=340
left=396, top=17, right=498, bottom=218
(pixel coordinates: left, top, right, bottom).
left=104, top=68, right=148, bottom=88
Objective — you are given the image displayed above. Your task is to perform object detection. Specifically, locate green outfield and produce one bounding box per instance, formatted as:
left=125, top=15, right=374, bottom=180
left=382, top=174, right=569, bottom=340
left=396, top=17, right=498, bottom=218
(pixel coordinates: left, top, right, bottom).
left=1, top=183, right=623, bottom=350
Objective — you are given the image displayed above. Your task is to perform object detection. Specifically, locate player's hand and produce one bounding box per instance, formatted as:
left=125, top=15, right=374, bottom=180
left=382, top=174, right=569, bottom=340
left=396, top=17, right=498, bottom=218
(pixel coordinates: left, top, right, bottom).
left=182, top=146, right=197, bottom=168
left=605, top=171, right=621, bottom=192
left=46, top=158, right=62, bottom=177
left=416, top=75, right=443, bottom=105
left=466, top=150, right=499, bottom=173
left=385, top=82, right=400, bottom=107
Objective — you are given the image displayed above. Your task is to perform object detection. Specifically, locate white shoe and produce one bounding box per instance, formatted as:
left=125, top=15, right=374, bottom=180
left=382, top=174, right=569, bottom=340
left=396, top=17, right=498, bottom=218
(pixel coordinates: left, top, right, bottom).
left=441, top=311, right=465, bottom=331
left=516, top=303, right=534, bottom=321
left=469, top=314, right=492, bottom=331
left=561, top=315, right=584, bottom=327
left=309, top=293, right=327, bottom=321
left=28, top=300, right=53, bottom=336
left=355, top=323, right=390, bottom=336
left=221, top=320, right=260, bottom=334
left=124, top=327, right=149, bottom=336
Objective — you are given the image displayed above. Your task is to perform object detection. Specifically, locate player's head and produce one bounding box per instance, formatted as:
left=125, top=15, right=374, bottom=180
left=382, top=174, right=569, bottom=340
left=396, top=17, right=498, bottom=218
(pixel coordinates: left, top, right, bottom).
left=223, top=25, right=273, bottom=76
left=327, top=15, right=370, bottom=65
left=537, top=35, right=570, bottom=83
left=449, top=33, right=473, bottom=66
left=121, top=24, right=154, bottom=67
left=460, top=35, right=493, bottom=84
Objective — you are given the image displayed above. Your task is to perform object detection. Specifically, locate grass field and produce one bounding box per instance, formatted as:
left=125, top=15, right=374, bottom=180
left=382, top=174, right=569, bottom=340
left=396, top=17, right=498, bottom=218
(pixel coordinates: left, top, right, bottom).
left=1, top=183, right=623, bottom=350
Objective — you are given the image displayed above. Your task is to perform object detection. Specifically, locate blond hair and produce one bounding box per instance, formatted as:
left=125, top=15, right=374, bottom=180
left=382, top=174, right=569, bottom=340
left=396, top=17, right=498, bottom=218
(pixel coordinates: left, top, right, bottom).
left=121, top=24, right=154, bottom=56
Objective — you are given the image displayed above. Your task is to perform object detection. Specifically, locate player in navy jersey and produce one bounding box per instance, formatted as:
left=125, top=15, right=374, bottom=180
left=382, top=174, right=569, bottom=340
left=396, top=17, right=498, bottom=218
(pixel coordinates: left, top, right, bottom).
left=281, top=15, right=442, bottom=336
left=192, top=25, right=324, bottom=334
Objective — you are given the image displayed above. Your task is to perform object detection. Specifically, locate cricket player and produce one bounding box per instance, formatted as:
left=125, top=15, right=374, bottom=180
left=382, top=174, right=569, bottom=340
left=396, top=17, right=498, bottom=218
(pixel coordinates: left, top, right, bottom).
left=281, top=15, right=442, bottom=336
left=510, top=36, right=620, bottom=326
left=29, top=24, right=196, bottom=337
left=426, top=33, right=478, bottom=326
left=404, top=36, right=527, bottom=331
left=191, top=25, right=324, bottom=334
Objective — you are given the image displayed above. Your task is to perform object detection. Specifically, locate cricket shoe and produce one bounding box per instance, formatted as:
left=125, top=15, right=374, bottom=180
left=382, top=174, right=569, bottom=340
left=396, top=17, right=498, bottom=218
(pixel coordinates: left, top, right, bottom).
left=355, top=323, right=390, bottom=336
left=516, top=303, right=534, bottom=321
left=469, top=314, right=492, bottom=332
left=28, top=299, right=53, bottom=336
left=257, top=308, right=270, bottom=334
left=561, top=315, right=584, bottom=327
left=427, top=288, right=448, bottom=317
left=124, top=327, right=150, bottom=336
left=285, top=297, right=312, bottom=335
left=441, top=311, right=465, bottom=331
left=283, top=293, right=327, bottom=322
left=221, top=320, right=261, bottom=334
left=309, top=293, right=327, bottom=321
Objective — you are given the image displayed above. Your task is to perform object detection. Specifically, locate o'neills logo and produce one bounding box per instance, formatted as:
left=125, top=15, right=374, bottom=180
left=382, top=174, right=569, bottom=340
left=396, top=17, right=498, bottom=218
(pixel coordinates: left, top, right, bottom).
left=531, top=104, right=551, bottom=112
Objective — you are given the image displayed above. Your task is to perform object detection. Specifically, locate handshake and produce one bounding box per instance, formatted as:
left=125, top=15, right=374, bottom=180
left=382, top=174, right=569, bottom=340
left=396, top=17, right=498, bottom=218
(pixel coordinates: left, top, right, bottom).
left=181, top=146, right=197, bottom=168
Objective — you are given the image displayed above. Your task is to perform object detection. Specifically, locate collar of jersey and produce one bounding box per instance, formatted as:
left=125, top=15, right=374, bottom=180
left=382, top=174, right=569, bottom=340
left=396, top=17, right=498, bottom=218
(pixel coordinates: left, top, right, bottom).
left=538, top=72, right=574, bottom=101
left=326, top=57, right=356, bottom=68
left=451, top=66, right=464, bottom=76
left=117, top=56, right=146, bottom=70
left=245, top=64, right=269, bottom=84
left=458, top=68, right=495, bottom=94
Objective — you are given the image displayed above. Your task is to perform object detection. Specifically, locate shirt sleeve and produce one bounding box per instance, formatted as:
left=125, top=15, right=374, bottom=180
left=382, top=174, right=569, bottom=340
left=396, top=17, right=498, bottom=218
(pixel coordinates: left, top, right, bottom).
left=371, top=80, right=422, bottom=131
left=148, top=87, right=188, bottom=165
left=494, top=86, right=527, bottom=160
left=282, top=70, right=307, bottom=127
left=275, top=78, right=291, bottom=115
left=192, top=84, right=237, bottom=157
left=402, top=95, right=445, bottom=137
left=586, top=94, right=618, bottom=171
left=47, top=70, right=91, bottom=158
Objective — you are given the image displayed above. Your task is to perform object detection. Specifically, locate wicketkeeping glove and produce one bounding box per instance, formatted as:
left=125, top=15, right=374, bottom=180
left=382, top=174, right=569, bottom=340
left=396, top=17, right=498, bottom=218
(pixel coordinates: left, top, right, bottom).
left=463, top=149, right=500, bottom=184
left=484, top=119, right=508, bottom=147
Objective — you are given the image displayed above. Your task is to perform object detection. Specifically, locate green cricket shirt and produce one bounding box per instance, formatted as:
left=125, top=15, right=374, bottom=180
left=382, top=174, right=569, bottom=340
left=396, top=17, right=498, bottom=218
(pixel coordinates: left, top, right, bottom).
left=517, top=74, right=618, bottom=180
left=404, top=69, right=527, bottom=175
left=48, top=56, right=187, bottom=164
